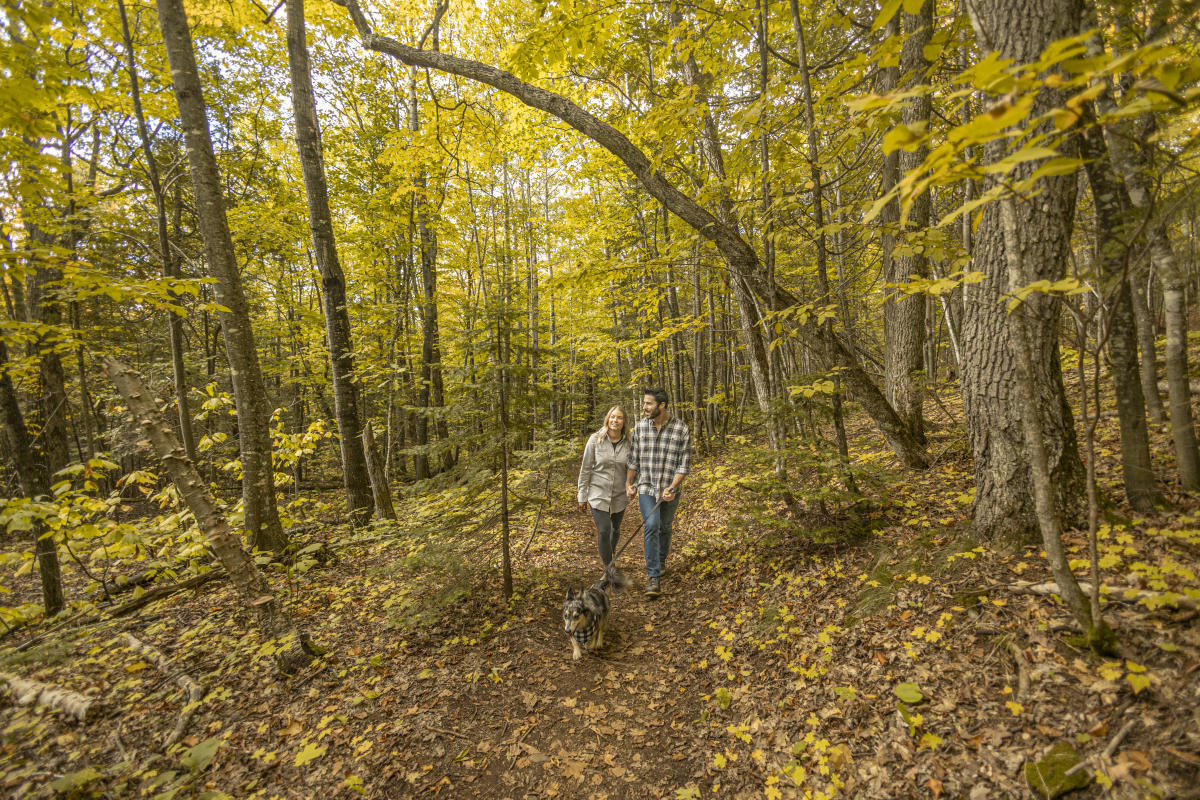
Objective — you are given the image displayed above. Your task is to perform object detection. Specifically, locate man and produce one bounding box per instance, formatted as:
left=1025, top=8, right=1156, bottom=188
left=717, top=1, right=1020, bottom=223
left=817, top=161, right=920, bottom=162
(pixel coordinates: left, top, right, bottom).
left=626, top=388, right=690, bottom=598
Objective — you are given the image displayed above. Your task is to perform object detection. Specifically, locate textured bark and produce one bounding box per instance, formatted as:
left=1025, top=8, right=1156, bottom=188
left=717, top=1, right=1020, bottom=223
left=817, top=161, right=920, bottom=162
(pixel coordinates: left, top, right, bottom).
left=285, top=0, right=373, bottom=520
left=961, top=0, right=1086, bottom=541
left=885, top=1, right=932, bottom=444
left=1103, top=110, right=1200, bottom=489
left=1077, top=109, right=1159, bottom=510
left=334, top=0, right=928, bottom=468
left=0, top=341, right=64, bottom=616
left=1129, top=271, right=1164, bottom=424
left=117, top=0, right=196, bottom=461
left=361, top=421, right=395, bottom=520
left=156, top=0, right=285, bottom=552
left=102, top=357, right=314, bottom=673
left=999, top=198, right=1103, bottom=640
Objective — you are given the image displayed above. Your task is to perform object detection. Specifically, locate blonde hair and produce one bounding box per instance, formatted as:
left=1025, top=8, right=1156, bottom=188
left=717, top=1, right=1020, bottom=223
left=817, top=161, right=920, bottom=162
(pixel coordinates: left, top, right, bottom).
left=593, top=405, right=630, bottom=444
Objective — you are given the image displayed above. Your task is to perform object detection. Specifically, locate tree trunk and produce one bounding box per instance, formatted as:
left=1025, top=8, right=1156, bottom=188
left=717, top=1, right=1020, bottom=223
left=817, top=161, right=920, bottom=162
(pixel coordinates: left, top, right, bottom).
left=886, top=0, right=932, bottom=444
left=156, top=0, right=286, bottom=553
left=1129, top=270, right=1164, bottom=424
left=1077, top=107, right=1160, bottom=510
left=117, top=0, right=196, bottom=462
left=102, top=357, right=316, bottom=673
left=361, top=421, right=395, bottom=520
left=285, top=0, right=373, bottom=521
left=960, top=0, right=1086, bottom=541
left=0, top=341, right=64, bottom=616
left=998, top=199, right=1110, bottom=646
left=1102, top=106, right=1200, bottom=490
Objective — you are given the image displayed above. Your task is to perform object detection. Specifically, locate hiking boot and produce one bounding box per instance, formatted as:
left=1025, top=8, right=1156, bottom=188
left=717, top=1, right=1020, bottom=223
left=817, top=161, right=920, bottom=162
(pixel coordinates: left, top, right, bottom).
left=645, top=577, right=661, bottom=598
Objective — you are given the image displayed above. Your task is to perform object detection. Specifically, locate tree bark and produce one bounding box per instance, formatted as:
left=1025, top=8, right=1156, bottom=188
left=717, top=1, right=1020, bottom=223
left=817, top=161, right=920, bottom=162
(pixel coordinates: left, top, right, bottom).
left=960, top=0, right=1086, bottom=541
left=361, top=420, right=395, bottom=520
left=117, top=0, right=196, bottom=462
left=334, top=0, right=929, bottom=469
left=1102, top=105, right=1200, bottom=490
left=999, top=199, right=1110, bottom=647
left=886, top=0, right=932, bottom=444
left=0, top=341, right=64, bottom=615
left=285, top=0, right=373, bottom=521
left=102, top=357, right=315, bottom=673
left=156, top=0, right=286, bottom=552
left=1077, top=106, right=1160, bottom=510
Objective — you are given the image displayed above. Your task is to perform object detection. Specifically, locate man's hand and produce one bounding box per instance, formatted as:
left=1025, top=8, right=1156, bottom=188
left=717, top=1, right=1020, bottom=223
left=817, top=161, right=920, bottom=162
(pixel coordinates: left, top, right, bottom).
left=662, top=486, right=676, bottom=501
left=578, top=501, right=588, bottom=513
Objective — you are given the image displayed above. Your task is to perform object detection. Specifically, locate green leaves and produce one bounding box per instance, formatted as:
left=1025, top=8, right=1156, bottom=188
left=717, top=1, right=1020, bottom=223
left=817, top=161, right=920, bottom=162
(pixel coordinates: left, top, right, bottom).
left=893, top=682, right=924, bottom=704
left=180, top=736, right=223, bottom=772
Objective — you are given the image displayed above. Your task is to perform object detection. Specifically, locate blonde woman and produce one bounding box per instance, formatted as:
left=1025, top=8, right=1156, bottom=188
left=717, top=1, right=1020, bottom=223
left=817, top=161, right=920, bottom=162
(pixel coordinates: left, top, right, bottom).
left=577, top=406, right=631, bottom=566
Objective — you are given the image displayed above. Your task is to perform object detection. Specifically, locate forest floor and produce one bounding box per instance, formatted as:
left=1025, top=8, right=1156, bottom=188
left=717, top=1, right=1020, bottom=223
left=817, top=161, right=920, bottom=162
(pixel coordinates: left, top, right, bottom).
left=2, top=407, right=1200, bottom=799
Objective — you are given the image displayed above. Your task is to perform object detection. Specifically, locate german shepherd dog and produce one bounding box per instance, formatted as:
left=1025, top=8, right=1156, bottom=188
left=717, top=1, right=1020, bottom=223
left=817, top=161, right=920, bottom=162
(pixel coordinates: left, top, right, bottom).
left=563, top=565, right=630, bottom=660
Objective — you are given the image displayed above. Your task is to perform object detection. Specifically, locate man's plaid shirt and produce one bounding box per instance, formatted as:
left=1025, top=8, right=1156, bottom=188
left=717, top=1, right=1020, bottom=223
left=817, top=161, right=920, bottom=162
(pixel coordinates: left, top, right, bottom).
left=627, top=415, right=691, bottom=497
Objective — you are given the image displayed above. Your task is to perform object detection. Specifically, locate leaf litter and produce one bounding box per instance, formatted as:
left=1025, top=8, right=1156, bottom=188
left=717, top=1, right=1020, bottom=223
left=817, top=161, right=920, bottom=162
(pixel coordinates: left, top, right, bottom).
left=0, top=413, right=1198, bottom=798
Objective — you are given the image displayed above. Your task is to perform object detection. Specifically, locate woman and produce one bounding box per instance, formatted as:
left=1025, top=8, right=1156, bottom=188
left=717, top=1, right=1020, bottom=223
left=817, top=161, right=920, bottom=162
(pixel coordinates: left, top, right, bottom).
left=577, top=406, right=631, bottom=567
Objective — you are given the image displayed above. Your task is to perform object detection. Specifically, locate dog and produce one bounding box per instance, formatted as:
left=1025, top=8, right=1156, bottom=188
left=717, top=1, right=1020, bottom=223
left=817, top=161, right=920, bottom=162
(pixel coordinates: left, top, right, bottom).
left=562, top=564, right=630, bottom=660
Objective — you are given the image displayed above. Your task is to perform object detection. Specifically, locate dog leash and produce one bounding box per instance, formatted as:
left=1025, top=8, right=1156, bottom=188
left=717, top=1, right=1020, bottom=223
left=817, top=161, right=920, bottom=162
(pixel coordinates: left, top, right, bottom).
left=605, top=494, right=665, bottom=573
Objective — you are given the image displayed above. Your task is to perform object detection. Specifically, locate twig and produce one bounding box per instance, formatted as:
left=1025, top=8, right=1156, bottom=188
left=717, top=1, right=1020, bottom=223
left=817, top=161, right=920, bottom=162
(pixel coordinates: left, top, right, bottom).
left=1003, top=637, right=1030, bottom=700
left=1066, top=719, right=1137, bottom=776
left=123, top=633, right=204, bottom=746
left=423, top=723, right=472, bottom=740
left=518, top=506, right=544, bottom=559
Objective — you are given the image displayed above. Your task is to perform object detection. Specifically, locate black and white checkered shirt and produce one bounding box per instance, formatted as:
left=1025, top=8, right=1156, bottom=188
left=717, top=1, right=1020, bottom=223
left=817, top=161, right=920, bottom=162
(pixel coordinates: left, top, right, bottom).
left=627, top=415, right=691, bottom=497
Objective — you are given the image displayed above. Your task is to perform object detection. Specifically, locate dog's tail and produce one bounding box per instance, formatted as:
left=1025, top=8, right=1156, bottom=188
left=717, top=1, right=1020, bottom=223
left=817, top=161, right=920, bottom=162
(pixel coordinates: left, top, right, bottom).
left=602, top=563, right=631, bottom=593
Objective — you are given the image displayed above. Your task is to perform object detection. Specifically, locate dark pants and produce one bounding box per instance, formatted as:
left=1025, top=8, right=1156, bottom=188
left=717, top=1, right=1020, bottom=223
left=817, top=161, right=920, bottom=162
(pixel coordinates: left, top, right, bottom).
left=591, top=506, right=626, bottom=566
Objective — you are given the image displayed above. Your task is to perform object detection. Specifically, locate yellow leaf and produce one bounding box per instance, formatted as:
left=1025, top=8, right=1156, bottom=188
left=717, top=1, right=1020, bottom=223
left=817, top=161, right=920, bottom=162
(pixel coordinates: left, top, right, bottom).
left=294, top=742, right=327, bottom=767
left=1005, top=701, right=1024, bottom=716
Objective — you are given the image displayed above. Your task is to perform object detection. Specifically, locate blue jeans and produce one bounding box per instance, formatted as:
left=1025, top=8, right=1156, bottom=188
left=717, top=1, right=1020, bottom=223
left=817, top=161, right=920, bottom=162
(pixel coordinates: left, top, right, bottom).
left=639, top=491, right=680, bottom=578
left=591, top=506, right=625, bottom=566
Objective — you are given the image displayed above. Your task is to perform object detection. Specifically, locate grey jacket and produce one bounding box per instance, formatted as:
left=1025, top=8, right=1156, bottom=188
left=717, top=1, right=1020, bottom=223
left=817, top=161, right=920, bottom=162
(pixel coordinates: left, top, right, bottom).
left=577, top=434, right=631, bottom=513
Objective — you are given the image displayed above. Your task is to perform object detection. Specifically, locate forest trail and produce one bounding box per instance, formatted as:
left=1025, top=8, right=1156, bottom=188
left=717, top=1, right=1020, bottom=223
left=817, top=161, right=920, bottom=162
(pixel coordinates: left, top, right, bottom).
left=367, top=502, right=714, bottom=798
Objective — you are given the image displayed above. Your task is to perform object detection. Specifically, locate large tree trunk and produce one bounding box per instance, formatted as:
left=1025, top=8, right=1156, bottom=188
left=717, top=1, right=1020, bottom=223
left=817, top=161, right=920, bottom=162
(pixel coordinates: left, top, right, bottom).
left=285, top=0, right=373, bottom=521
left=156, top=0, right=286, bottom=553
left=117, top=0, right=196, bottom=462
left=998, top=198, right=1109, bottom=645
left=961, top=0, right=1086, bottom=541
left=1077, top=106, right=1159, bottom=510
left=102, top=357, right=316, bottom=673
left=334, top=0, right=929, bottom=469
left=885, top=0, right=932, bottom=444
left=0, top=341, right=64, bottom=616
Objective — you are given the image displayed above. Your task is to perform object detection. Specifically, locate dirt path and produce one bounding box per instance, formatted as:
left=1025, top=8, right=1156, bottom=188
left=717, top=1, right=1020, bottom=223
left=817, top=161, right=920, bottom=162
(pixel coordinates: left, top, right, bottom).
left=373, top=505, right=713, bottom=798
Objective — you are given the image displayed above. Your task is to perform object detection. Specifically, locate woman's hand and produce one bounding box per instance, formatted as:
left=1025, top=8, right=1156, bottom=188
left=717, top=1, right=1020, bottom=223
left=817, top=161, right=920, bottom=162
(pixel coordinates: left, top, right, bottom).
left=578, top=502, right=588, bottom=513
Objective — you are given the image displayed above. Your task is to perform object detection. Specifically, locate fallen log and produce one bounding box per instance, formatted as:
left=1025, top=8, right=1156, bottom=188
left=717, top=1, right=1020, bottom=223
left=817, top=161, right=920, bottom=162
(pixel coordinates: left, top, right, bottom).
left=0, top=673, right=99, bottom=721
left=108, top=572, right=224, bottom=618
left=1012, top=581, right=1197, bottom=610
